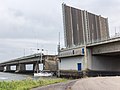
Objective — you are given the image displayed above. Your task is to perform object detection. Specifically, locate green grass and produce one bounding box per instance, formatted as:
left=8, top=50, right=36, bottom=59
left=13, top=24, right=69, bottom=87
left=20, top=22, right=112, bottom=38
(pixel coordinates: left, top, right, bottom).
left=0, top=78, right=67, bottom=90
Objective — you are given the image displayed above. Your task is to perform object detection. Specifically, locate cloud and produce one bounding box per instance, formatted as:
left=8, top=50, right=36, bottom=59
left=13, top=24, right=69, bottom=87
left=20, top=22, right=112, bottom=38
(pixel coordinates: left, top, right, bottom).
left=0, top=0, right=63, bottom=39
left=0, top=38, right=58, bottom=61
left=0, top=0, right=65, bottom=62
left=0, top=0, right=120, bottom=61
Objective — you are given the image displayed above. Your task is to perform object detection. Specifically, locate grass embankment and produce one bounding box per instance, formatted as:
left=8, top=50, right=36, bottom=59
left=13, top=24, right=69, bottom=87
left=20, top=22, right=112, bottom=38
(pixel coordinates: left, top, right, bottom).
left=0, top=78, right=67, bottom=90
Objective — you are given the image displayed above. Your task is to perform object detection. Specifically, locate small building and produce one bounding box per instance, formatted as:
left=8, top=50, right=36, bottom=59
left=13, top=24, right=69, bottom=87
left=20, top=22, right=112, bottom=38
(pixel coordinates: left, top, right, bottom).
left=58, top=47, right=85, bottom=77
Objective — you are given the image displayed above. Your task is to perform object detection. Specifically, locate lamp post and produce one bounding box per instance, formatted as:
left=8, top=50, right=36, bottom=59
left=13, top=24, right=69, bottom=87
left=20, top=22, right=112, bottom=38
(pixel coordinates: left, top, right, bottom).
left=41, top=49, right=44, bottom=70
left=41, top=49, right=44, bottom=62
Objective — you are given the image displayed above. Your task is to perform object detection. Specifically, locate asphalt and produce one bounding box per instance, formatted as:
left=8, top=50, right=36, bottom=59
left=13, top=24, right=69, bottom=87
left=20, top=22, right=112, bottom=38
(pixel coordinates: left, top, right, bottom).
left=72, top=76, right=120, bottom=90
left=32, top=76, right=120, bottom=90
left=32, top=80, right=77, bottom=90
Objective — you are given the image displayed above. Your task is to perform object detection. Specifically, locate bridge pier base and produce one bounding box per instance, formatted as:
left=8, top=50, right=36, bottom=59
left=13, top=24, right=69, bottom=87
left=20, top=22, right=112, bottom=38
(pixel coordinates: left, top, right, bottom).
left=0, top=66, right=4, bottom=72
left=16, top=64, right=26, bottom=72
left=6, top=65, right=11, bottom=72
left=33, top=62, right=39, bottom=73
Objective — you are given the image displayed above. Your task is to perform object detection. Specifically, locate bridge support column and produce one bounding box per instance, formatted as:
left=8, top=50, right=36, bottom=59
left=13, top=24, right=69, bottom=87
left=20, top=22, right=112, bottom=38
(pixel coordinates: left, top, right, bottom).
left=16, top=64, right=20, bottom=72
left=83, top=48, right=93, bottom=77
left=0, top=66, right=4, bottom=72
left=6, top=65, right=11, bottom=72
left=33, top=62, right=39, bottom=73
left=16, top=64, right=26, bottom=72
left=20, top=64, right=26, bottom=71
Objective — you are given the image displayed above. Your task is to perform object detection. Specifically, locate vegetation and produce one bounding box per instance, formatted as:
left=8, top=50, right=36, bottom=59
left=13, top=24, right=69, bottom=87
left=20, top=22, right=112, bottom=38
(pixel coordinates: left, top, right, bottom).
left=0, top=77, right=67, bottom=90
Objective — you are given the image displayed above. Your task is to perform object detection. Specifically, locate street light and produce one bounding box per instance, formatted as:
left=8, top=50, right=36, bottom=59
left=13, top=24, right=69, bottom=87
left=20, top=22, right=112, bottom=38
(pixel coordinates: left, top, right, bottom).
left=41, top=49, right=44, bottom=62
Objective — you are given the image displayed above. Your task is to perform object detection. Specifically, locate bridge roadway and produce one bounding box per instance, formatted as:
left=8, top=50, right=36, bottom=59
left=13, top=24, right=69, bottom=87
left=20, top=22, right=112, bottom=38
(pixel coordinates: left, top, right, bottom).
left=87, top=37, right=120, bottom=55
left=85, top=37, right=120, bottom=76
left=1, top=37, right=120, bottom=76
left=0, top=53, right=57, bottom=74
left=60, top=37, right=120, bottom=57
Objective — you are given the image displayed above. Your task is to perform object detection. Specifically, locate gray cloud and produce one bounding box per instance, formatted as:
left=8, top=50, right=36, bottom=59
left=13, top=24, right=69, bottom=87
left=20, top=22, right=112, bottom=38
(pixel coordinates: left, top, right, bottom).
left=0, top=0, right=120, bottom=62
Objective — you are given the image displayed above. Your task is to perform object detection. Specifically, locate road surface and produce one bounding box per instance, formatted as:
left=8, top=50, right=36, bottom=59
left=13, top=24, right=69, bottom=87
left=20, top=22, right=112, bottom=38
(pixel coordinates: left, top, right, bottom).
left=32, top=80, right=77, bottom=90
left=72, top=76, right=120, bottom=90
left=32, top=76, right=120, bottom=90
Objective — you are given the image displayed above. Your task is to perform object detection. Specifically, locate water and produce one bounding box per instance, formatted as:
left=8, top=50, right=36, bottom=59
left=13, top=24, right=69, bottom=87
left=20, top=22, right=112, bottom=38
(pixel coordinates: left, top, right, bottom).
left=0, top=72, right=34, bottom=81
left=0, top=72, right=56, bottom=81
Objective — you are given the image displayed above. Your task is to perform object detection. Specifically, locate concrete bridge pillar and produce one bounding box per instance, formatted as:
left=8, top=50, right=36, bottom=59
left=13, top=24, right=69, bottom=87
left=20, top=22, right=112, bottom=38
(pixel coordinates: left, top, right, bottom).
left=16, top=64, right=26, bottom=72
left=20, top=64, right=26, bottom=71
left=16, top=64, right=20, bottom=72
left=0, top=66, right=4, bottom=71
left=33, top=62, right=39, bottom=73
left=6, top=65, right=11, bottom=71
left=83, top=48, right=93, bottom=77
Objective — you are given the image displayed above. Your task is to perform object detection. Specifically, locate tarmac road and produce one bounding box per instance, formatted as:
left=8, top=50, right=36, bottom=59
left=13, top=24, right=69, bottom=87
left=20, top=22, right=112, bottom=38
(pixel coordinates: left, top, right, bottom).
left=32, top=76, right=120, bottom=90
left=32, top=80, right=77, bottom=90
left=72, top=76, right=120, bottom=90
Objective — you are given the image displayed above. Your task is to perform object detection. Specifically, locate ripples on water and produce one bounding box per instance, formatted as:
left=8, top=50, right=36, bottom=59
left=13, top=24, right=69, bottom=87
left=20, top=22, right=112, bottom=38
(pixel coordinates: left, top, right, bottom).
left=0, top=72, right=56, bottom=81
left=0, top=72, right=33, bottom=81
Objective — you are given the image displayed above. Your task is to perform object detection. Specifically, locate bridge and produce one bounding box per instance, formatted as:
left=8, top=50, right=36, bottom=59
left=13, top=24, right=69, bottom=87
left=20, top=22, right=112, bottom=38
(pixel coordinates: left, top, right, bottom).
left=84, top=37, right=120, bottom=75
left=57, top=4, right=120, bottom=77
left=89, top=37, right=120, bottom=55
left=0, top=53, right=58, bottom=74
left=58, top=37, right=120, bottom=77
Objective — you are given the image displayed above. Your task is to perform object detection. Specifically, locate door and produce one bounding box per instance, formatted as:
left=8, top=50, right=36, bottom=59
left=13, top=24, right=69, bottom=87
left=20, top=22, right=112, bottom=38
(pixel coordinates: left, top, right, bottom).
left=77, top=63, right=81, bottom=71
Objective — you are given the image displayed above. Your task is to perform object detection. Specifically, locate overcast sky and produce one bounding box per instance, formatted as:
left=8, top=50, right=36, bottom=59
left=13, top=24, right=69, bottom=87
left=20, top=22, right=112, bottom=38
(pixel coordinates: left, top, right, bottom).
left=0, top=0, right=120, bottom=62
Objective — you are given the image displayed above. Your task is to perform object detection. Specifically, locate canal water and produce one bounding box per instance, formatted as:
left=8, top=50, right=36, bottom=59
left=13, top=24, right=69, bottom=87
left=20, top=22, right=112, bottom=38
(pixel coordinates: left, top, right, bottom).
left=0, top=72, right=39, bottom=81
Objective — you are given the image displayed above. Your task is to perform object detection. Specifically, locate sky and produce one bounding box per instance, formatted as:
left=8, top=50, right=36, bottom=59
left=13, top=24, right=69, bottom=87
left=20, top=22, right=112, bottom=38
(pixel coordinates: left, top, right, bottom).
left=0, top=0, right=120, bottom=62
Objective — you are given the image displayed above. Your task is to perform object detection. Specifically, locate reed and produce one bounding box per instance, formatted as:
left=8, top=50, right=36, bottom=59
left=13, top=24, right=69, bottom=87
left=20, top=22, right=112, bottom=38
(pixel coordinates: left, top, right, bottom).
left=0, top=78, right=67, bottom=90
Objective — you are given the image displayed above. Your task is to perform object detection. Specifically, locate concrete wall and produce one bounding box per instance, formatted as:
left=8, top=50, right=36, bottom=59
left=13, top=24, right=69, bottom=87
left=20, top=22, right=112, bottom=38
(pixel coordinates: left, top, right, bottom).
left=59, top=47, right=84, bottom=57
left=59, top=56, right=84, bottom=70
left=90, top=55, right=120, bottom=71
